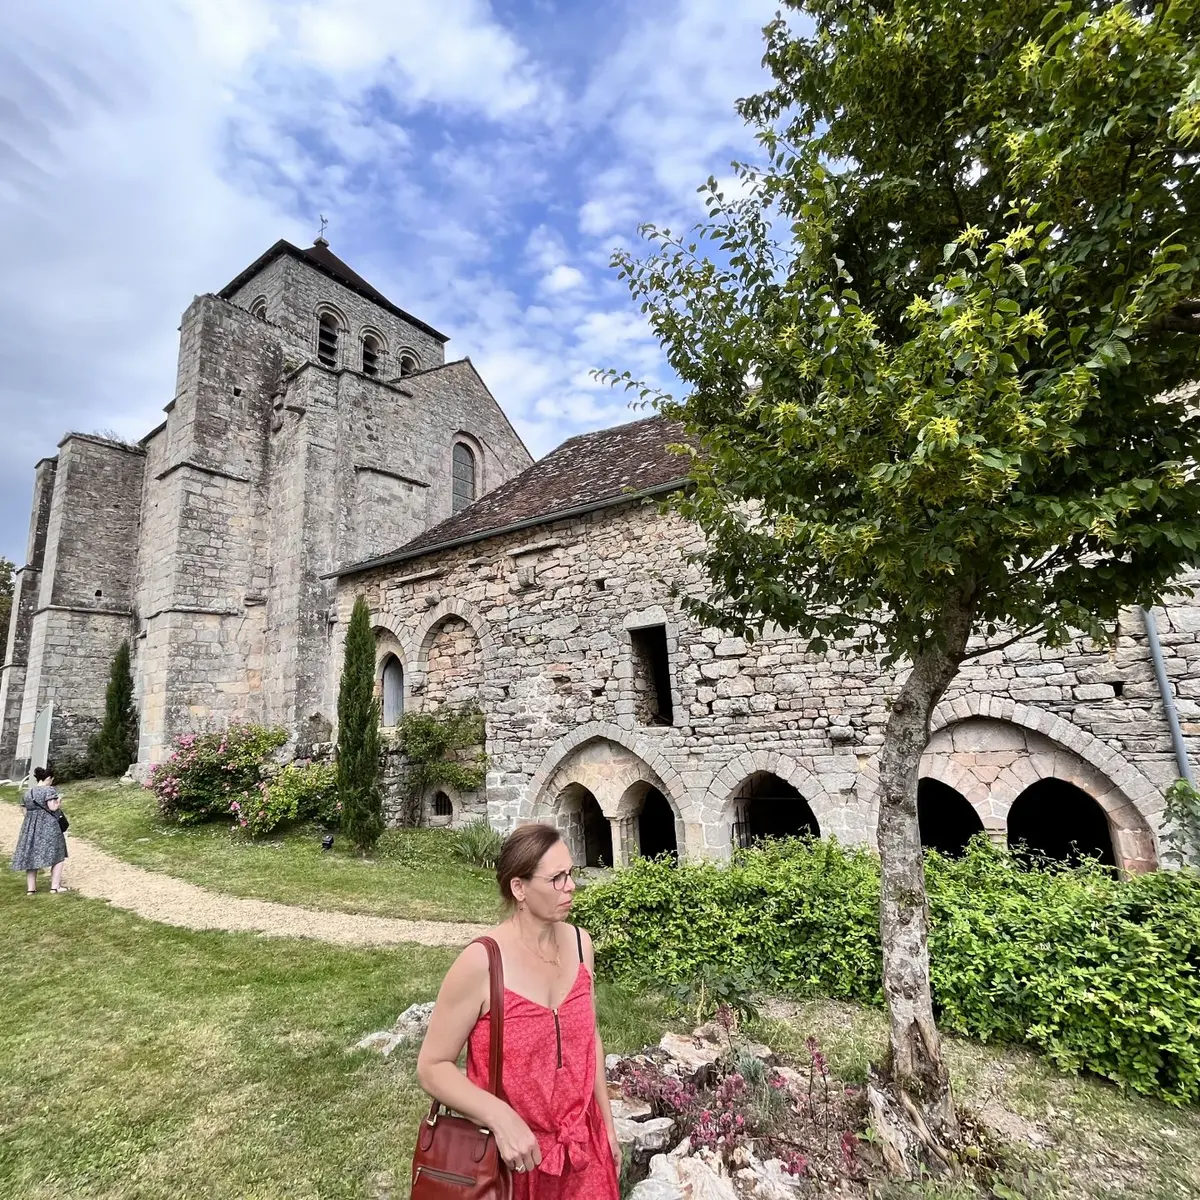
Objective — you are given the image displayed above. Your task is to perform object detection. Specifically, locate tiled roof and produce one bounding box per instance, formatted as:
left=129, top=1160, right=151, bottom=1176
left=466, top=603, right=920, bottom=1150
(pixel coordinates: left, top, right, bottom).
left=218, top=238, right=449, bottom=343
left=335, top=414, right=689, bottom=576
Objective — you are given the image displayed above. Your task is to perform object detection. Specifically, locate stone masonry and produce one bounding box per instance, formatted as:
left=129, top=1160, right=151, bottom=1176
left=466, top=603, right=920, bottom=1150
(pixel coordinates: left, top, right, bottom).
left=335, top=416, right=1198, bottom=874
left=0, top=237, right=531, bottom=777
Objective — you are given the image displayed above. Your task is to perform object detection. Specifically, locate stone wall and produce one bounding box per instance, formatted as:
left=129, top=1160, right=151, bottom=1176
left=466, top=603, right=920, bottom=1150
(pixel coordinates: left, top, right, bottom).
left=341, top=498, right=1197, bottom=872
left=0, top=458, right=57, bottom=776
left=13, top=436, right=145, bottom=771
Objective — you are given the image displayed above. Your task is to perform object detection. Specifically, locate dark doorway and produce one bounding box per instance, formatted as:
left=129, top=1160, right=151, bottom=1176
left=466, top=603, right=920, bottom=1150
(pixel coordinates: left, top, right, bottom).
left=581, top=792, right=613, bottom=868
left=918, top=779, right=984, bottom=857
left=638, top=787, right=678, bottom=860
left=732, top=774, right=820, bottom=848
left=1007, top=779, right=1116, bottom=867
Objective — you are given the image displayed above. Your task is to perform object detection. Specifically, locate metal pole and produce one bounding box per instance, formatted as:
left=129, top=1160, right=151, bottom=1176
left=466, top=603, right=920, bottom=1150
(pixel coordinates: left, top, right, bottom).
left=1139, top=606, right=1195, bottom=786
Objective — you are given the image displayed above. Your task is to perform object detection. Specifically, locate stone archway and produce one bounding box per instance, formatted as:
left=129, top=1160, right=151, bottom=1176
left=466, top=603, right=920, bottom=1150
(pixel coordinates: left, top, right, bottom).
left=728, top=772, right=820, bottom=849
left=921, top=713, right=1158, bottom=873
left=917, top=778, right=984, bottom=857
left=554, top=782, right=614, bottom=868
left=1008, top=778, right=1117, bottom=867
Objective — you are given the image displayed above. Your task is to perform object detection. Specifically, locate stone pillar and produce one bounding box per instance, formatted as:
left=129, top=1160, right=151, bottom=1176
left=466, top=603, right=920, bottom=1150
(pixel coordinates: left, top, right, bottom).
left=614, top=816, right=639, bottom=867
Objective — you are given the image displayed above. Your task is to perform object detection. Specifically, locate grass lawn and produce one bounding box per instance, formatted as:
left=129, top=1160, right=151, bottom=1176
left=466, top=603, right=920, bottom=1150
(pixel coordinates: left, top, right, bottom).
left=1, top=781, right=500, bottom=923
left=0, top=871, right=677, bottom=1200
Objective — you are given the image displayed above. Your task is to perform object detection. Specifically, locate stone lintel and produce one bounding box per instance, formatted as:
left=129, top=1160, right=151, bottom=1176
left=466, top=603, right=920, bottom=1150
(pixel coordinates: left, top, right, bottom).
left=509, top=538, right=563, bottom=558
left=155, top=459, right=251, bottom=485
left=389, top=567, right=444, bottom=588
left=355, top=464, right=429, bottom=488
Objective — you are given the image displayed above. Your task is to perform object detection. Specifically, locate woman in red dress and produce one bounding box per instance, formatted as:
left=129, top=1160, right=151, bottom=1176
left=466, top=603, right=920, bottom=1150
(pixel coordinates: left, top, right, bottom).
left=417, top=824, right=621, bottom=1198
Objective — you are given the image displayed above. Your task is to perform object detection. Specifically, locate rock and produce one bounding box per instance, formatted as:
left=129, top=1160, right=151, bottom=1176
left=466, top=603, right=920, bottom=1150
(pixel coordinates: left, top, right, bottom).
left=391, top=1001, right=435, bottom=1042
left=677, top=1154, right=738, bottom=1199
left=615, top=1115, right=676, bottom=1154
left=743, top=1157, right=805, bottom=1198
left=610, top=1095, right=654, bottom=1122
left=736, top=1041, right=777, bottom=1065
left=975, top=1101, right=1049, bottom=1148
left=605, top=1053, right=622, bottom=1074
left=354, top=1000, right=435, bottom=1057
left=628, top=1154, right=686, bottom=1200
left=659, top=1031, right=724, bottom=1081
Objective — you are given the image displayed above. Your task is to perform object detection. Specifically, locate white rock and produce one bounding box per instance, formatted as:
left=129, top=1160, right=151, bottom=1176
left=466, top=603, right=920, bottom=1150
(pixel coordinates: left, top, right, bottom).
left=659, top=1032, right=724, bottom=1080
left=628, top=1154, right=686, bottom=1200
left=391, top=1001, right=435, bottom=1042
left=355, top=1030, right=400, bottom=1054
left=610, top=1096, right=654, bottom=1121
left=605, top=1053, right=623, bottom=1073
left=677, top=1154, right=738, bottom=1199
left=615, top=1115, right=676, bottom=1154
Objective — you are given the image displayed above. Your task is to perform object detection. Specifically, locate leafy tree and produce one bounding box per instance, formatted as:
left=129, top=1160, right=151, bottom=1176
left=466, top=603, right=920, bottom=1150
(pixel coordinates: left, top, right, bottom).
left=87, top=640, right=138, bottom=777
left=0, top=556, right=14, bottom=648
left=609, top=0, right=1199, bottom=1171
left=337, top=595, right=384, bottom=852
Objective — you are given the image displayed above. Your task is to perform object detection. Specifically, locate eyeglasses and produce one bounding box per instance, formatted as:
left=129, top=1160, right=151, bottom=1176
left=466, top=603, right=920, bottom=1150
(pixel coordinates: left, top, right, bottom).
left=529, top=867, right=580, bottom=891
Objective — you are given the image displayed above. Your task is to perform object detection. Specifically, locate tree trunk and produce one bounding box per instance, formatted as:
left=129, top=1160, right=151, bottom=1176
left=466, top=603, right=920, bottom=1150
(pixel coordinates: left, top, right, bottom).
left=868, top=588, right=974, bottom=1174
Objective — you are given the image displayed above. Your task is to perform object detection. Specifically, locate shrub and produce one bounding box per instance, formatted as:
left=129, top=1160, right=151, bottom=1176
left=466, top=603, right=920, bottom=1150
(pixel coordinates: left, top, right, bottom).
left=452, top=818, right=504, bottom=869
left=148, top=724, right=288, bottom=826
left=573, top=837, right=1200, bottom=1106
left=88, top=641, right=138, bottom=777
left=337, top=596, right=384, bottom=852
left=234, top=760, right=339, bottom=837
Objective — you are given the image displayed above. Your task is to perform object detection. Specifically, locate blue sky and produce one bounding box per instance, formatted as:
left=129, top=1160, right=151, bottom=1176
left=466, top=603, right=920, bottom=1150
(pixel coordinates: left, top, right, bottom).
left=0, top=0, right=785, bottom=564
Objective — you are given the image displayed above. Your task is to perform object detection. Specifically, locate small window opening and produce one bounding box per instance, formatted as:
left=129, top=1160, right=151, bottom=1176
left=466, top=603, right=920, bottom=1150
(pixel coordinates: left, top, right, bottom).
left=630, top=625, right=673, bottom=725
left=381, top=655, right=404, bottom=726
left=399, top=353, right=418, bottom=377
left=362, top=334, right=381, bottom=377
left=94, top=589, right=102, bottom=599
left=452, top=442, right=476, bottom=513
left=592, top=578, right=607, bottom=592
left=1112, top=681, right=1125, bottom=698
left=432, top=791, right=453, bottom=818
left=317, top=313, right=340, bottom=367
left=249, top=296, right=268, bottom=320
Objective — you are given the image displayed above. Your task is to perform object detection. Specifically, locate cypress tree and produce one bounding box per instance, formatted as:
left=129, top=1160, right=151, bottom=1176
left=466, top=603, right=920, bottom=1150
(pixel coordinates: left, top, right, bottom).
left=337, top=595, right=384, bottom=852
left=88, top=640, right=138, bottom=777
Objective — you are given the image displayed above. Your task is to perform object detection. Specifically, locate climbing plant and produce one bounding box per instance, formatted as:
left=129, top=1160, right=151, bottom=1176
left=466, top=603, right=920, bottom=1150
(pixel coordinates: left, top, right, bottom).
left=1162, top=779, right=1200, bottom=869
left=395, top=706, right=486, bottom=826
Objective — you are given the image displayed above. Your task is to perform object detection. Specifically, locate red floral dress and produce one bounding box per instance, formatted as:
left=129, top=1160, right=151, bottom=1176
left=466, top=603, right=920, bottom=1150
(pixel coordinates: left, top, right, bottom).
left=467, top=945, right=619, bottom=1200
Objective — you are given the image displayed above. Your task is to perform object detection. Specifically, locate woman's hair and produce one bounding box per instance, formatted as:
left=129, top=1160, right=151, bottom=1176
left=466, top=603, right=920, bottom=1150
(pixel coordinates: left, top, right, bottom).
left=33, top=766, right=51, bottom=782
left=497, top=823, right=563, bottom=909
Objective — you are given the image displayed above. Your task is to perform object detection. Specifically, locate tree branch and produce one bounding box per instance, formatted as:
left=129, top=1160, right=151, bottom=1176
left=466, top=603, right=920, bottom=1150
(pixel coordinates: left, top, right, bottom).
left=961, top=624, right=1046, bottom=660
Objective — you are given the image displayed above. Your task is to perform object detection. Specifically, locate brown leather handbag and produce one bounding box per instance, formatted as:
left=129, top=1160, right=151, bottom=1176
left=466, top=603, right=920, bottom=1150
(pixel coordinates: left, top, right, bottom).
left=411, top=936, right=513, bottom=1199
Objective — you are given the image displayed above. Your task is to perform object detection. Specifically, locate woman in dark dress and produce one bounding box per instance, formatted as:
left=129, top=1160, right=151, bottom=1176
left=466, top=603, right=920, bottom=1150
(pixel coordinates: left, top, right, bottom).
left=11, top=767, right=68, bottom=894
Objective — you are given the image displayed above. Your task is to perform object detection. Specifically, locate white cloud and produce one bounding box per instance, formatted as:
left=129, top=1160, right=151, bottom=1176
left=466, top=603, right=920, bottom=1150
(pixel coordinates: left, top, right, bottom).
left=541, top=265, right=585, bottom=293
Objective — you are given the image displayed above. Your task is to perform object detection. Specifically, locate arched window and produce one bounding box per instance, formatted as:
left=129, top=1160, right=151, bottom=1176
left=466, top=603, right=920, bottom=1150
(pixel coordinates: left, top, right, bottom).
left=317, top=312, right=340, bottom=367
left=381, top=655, right=404, bottom=726
left=362, top=333, right=383, bottom=377
left=249, top=296, right=268, bottom=320
left=452, top=442, right=476, bottom=513
left=433, top=791, right=453, bottom=818
left=398, top=351, right=419, bottom=377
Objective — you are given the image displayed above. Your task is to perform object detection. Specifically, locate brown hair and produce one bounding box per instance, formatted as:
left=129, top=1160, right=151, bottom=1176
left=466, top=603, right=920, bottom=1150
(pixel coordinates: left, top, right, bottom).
left=497, top=823, right=563, bottom=909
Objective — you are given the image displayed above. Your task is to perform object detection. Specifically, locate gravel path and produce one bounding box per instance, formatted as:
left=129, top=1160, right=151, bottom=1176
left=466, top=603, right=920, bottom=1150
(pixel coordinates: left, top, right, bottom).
left=0, top=804, right=490, bottom=948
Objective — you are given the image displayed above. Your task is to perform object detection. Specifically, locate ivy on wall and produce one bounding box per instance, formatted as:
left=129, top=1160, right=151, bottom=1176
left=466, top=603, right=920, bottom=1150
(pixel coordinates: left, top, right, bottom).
left=394, top=706, right=487, bottom=825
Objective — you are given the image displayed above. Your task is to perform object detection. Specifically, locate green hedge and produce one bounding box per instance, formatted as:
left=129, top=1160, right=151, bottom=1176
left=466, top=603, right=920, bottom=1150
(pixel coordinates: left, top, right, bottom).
left=572, top=838, right=1200, bottom=1105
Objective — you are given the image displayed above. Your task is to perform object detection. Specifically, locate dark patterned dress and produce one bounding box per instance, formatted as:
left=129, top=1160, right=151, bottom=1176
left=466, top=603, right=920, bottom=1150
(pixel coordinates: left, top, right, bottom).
left=10, top=785, right=67, bottom=871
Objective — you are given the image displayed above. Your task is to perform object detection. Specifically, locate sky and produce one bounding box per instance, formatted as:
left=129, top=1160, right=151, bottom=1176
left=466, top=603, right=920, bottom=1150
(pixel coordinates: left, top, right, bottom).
left=0, top=0, right=788, bottom=565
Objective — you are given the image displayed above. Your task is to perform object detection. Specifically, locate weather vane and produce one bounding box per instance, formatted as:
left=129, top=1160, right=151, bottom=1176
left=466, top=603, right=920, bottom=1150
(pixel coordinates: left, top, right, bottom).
left=318, top=214, right=329, bottom=242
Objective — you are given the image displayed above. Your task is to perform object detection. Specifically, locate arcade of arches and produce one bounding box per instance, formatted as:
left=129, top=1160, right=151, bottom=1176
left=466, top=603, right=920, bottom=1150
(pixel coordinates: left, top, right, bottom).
left=534, top=721, right=1158, bottom=874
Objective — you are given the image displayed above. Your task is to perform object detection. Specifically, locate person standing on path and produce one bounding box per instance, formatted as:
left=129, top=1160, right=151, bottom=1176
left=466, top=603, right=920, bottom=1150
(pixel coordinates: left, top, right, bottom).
left=10, top=767, right=68, bottom=895
left=417, top=823, right=621, bottom=1199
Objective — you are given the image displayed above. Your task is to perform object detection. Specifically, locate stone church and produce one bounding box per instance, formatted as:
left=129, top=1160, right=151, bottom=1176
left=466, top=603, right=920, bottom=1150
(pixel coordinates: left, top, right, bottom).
left=0, top=237, right=531, bottom=779
left=3, top=237, right=1195, bottom=875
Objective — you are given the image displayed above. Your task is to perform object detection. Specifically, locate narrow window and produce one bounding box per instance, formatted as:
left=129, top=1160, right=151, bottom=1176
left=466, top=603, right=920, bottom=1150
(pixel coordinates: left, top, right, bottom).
left=381, top=655, right=404, bottom=725
left=317, top=313, right=340, bottom=367
left=249, top=296, right=268, bottom=320
left=362, top=334, right=381, bottom=377
left=630, top=625, right=673, bottom=725
left=452, top=442, right=476, bottom=513
left=398, top=352, right=419, bottom=377
left=433, top=791, right=453, bottom=818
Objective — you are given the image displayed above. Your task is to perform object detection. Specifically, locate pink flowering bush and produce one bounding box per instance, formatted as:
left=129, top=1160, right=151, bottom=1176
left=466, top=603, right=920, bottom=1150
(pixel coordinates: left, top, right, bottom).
left=148, top=724, right=288, bottom=827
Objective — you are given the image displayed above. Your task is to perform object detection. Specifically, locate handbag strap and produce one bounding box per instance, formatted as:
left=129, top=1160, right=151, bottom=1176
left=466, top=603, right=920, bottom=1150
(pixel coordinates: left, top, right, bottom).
left=474, top=936, right=506, bottom=1100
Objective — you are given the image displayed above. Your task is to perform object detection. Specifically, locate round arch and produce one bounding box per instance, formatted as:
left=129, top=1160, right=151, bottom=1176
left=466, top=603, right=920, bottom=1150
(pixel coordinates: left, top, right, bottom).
left=522, top=720, right=691, bottom=827
left=409, top=597, right=497, bottom=687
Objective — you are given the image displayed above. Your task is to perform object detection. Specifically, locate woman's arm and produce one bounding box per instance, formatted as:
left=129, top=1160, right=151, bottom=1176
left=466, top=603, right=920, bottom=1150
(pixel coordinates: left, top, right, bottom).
left=580, top=928, right=620, bottom=1167
left=416, top=941, right=542, bottom=1174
